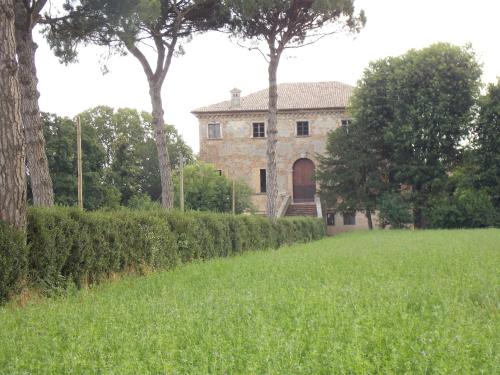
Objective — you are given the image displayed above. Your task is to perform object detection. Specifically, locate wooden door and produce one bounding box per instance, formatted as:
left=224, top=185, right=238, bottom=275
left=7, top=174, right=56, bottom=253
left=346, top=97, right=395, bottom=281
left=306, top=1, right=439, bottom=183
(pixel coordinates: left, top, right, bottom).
left=293, top=159, right=315, bottom=202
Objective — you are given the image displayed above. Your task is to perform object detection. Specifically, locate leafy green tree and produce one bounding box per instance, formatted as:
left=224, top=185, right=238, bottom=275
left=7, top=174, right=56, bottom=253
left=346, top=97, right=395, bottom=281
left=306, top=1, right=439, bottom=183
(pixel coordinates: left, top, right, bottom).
left=79, top=106, right=194, bottom=204
left=473, top=80, right=500, bottom=211
left=45, top=0, right=227, bottom=209
left=377, top=192, right=413, bottom=229
left=317, top=121, right=387, bottom=229
left=348, top=43, right=482, bottom=228
left=173, top=162, right=253, bottom=213
left=42, top=113, right=121, bottom=210
left=226, top=0, right=365, bottom=219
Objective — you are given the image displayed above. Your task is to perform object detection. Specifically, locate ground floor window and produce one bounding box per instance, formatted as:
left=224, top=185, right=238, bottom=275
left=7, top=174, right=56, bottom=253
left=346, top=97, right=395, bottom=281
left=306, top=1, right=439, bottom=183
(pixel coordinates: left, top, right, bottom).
left=343, top=212, right=356, bottom=225
left=260, top=169, right=266, bottom=193
left=326, top=212, right=335, bottom=226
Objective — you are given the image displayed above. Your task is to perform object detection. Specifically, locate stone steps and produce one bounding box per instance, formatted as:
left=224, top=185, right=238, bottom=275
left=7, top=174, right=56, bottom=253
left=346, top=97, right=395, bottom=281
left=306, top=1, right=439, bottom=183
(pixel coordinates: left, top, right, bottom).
left=285, top=204, right=317, bottom=217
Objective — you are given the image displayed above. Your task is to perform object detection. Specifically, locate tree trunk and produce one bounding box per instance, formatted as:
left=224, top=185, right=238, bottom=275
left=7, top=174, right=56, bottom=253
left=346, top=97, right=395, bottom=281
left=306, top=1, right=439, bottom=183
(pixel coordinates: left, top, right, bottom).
left=366, top=209, right=373, bottom=230
left=15, top=10, right=54, bottom=207
left=149, top=80, right=173, bottom=209
left=266, top=53, right=280, bottom=220
left=0, top=0, right=27, bottom=230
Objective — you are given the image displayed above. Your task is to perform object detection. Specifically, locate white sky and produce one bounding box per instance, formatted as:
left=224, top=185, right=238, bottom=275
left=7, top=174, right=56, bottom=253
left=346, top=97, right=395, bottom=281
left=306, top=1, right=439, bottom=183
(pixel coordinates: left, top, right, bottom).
left=35, top=0, right=500, bottom=153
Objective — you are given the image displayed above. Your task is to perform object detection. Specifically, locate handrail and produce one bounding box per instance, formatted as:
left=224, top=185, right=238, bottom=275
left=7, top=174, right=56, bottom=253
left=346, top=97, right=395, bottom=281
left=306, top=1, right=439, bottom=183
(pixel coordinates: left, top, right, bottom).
left=314, top=195, right=323, bottom=218
left=277, top=193, right=292, bottom=217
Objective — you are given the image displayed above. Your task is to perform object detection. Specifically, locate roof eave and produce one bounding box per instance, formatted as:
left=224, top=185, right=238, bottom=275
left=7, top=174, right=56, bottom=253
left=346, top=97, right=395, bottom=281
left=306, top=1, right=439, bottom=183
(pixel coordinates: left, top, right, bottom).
left=191, top=106, right=348, bottom=116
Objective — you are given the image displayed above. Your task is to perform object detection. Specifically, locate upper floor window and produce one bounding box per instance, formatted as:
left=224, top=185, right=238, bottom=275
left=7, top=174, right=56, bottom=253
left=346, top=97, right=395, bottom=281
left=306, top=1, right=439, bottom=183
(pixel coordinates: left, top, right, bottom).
left=343, top=212, right=356, bottom=225
left=341, top=119, right=352, bottom=134
left=208, top=123, right=221, bottom=139
left=253, top=122, right=265, bottom=138
left=297, top=121, right=309, bottom=136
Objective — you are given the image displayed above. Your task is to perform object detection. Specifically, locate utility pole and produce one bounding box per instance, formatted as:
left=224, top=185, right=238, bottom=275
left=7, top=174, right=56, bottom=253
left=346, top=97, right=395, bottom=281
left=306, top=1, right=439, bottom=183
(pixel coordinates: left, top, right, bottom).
left=179, top=155, right=185, bottom=212
left=76, top=116, right=83, bottom=210
left=232, top=178, right=236, bottom=215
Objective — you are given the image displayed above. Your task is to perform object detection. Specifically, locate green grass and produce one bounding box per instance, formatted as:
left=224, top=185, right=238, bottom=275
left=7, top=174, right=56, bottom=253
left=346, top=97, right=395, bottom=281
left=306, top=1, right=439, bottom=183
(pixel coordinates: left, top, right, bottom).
left=0, top=229, right=499, bottom=374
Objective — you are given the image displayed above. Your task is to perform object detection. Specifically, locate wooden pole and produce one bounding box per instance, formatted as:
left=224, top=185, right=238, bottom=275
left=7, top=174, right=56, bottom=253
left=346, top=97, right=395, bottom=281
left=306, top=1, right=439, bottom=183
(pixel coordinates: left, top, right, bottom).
left=76, top=116, right=83, bottom=210
left=179, top=155, right=184, bottom=212
left=232, top=178, right=236, bottom=215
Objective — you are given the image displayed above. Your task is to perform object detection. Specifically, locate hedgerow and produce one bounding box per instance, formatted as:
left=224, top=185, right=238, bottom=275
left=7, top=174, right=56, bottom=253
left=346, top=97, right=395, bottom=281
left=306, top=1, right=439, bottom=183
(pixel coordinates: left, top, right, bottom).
left=0, top=207, right=325, bottom=300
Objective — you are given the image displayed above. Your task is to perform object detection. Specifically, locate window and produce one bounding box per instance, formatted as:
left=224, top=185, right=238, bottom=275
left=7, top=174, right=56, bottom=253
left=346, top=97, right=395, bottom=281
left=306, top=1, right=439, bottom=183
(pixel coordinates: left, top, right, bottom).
left=208, top=123, right=221, bottom=139
left=260, top=169, right=267, bottom=193
left=297, top=121, right=309, bottom=136
left=326, top=212, right=335, bottom=226
left=341, top=119, right=352, bottom=134
left=253, top=122, right=265, bottom=138
left=343, top=212, right=356, bottom=225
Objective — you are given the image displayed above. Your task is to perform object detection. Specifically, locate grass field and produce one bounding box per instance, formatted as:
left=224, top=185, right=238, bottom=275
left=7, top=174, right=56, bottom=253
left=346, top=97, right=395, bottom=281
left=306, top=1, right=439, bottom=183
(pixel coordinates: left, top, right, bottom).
left=0, top=229, right=498, bottom=374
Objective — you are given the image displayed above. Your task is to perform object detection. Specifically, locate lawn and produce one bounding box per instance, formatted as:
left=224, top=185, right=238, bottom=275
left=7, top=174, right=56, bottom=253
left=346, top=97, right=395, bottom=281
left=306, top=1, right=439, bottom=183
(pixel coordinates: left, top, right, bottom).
left=0, top=229, right=498, bottom=374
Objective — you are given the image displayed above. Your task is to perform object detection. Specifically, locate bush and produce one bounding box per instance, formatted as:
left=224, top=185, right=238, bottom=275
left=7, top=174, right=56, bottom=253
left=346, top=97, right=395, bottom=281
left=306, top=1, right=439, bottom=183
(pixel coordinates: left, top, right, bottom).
left=426, top=189, right=496, bottom=228
left=377, top=193, right=413, bottom=228
left=0, top=222, right=27, bottom=302
left=2, top=208, right=324, bottom=299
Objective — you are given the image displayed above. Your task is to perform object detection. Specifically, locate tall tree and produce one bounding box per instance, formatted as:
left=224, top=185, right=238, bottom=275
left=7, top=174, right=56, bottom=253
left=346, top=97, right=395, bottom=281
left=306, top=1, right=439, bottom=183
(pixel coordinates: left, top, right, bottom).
left=316, top=121, right=387, bottom=229
left=226, top=0, right=365, bottom=219
left=473, top=80, right=500, bottom=211
left=14, top=0, right=54, bottom=206
left=0, top=0, right=27, bottom=230
left=384, top=44, right=481, bottom=227
left=337, top=43, right=482, bottom=228
left=44, top=0, right=227, bottom=209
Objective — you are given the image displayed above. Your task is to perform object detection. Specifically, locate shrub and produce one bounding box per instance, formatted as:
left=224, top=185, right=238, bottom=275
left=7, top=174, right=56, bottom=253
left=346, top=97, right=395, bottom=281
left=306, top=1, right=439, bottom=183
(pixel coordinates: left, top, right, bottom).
left=0, top=222, right=27, bottom=302
left=426, top=189, right=496, bottom=228
left=377, top=193, right=413, bottom=229
left=13, top=208, right=325, bottom=298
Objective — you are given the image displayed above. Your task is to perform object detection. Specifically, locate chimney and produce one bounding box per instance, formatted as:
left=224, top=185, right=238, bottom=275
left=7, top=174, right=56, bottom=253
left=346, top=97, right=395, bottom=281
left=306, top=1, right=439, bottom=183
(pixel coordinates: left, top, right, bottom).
left=230, top=88, right=241, bottom=108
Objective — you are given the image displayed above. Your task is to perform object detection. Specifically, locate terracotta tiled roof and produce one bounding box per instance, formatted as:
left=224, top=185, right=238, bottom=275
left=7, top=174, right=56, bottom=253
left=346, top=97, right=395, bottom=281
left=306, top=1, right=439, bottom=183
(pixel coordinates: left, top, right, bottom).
left=192, top=81, right=354, bottom=114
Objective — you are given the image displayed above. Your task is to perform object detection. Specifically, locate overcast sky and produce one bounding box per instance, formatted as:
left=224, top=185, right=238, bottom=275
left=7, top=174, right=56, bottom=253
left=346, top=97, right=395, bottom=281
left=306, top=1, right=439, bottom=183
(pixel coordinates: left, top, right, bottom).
left=35, top=0, right=500, bottom=153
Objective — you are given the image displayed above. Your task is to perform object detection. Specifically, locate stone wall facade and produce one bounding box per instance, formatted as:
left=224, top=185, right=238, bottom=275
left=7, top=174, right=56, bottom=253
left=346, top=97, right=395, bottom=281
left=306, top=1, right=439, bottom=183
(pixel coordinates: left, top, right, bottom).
left=196, top=108, right=376, bottom=234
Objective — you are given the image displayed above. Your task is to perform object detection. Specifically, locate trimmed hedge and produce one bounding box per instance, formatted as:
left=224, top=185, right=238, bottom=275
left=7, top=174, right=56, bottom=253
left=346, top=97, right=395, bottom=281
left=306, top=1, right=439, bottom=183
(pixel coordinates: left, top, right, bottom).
left=0, top=207, right=325, bottom=300
left=0, top=222, right=28, bottom=301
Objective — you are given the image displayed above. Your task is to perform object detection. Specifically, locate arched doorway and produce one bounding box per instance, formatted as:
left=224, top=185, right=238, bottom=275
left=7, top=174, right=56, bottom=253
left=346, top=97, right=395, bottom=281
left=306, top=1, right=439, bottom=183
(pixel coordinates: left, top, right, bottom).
left=293, top=158, right=315, bottom=203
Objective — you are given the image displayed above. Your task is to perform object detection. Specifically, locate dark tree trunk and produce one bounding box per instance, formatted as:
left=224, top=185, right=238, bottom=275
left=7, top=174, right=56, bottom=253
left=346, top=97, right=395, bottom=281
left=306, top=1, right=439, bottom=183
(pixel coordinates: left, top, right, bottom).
left=266, top=52, right=281, bottom=220
left=366, top=209, right=373, bottom=230
left=149, top=80, right=173, bottom=209
left=0, top=0, right=27, bottom=230
left=14, top=4, right=54, bottom=206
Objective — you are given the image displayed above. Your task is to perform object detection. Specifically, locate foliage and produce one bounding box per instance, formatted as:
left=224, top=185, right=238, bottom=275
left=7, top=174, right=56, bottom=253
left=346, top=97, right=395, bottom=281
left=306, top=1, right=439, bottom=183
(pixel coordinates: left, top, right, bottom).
left=173, top=162, right=254, bottom=214
left=0, top=207, right=326, bottom=298
left=377, top=192, right=413, bottom=229
left=127, top=194, right=162, bottom=211
left=0, top=223, right=27, bottom=302
left=225, top=0, right=366, bottom=48
left=0, top=230, right=498, bottom=372
left=42, top=112, right=121, bottom=210
left=317, top=121, right=387, bottom=228
left=45, top=0, right=228, bottom=64
left=42, top=107, right=193, bottom=209
left=426, top=189, right=496, bottom=229
left=343, top=43, right=482, bottom=227
left=472, top=80, right=500, bottom=210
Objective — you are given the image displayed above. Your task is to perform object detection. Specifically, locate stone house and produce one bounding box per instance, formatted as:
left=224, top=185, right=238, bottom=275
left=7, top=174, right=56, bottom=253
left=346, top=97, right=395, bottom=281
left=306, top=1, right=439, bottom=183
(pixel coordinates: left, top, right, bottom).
left=192, top=81, right=376, bottom=234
